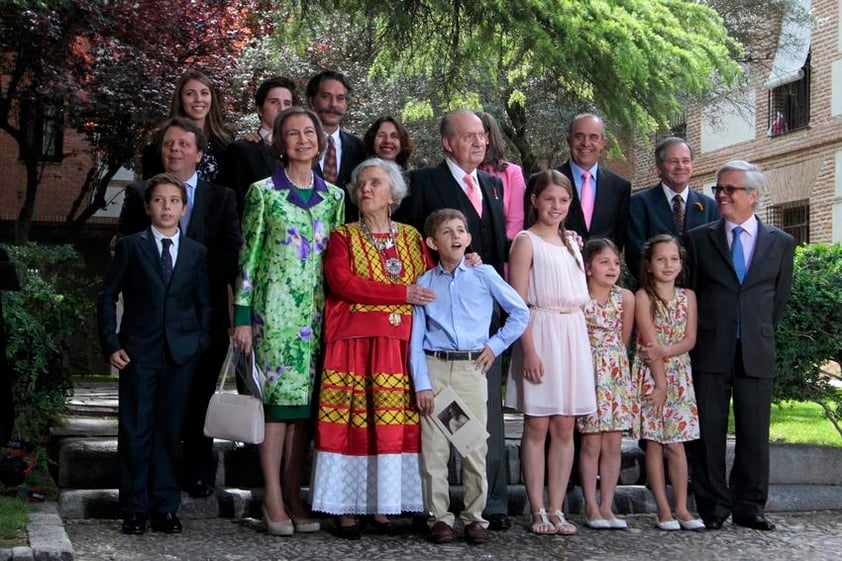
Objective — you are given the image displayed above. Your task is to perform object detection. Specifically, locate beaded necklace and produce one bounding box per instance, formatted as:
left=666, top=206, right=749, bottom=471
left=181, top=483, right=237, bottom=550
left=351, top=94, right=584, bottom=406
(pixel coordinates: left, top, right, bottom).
left=283, top=168, right=314, bottom=190
left=359, top=219, right=403, bottom=280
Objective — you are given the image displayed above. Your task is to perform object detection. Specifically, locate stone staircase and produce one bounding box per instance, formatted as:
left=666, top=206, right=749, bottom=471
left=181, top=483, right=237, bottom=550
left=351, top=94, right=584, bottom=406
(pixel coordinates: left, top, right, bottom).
left=52, top=381, right=842, bottom=520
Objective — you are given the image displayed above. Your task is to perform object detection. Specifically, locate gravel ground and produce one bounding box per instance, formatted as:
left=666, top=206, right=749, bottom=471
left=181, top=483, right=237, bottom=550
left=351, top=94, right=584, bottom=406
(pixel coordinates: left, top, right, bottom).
left=65, top=510, right=842, bottom=561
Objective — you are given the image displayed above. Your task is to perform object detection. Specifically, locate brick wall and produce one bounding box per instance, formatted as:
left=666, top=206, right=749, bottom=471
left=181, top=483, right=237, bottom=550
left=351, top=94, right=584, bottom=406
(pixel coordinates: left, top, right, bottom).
left=631, top=0, right=842, bottom=244
left=0, top=125, right=98, bottom=222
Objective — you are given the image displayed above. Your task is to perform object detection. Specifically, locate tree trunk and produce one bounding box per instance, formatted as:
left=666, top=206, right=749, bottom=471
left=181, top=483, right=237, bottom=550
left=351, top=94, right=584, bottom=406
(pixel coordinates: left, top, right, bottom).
left=64, top=163, right=120, bottom=240
left=14, top=159, right=40, bottom=244
left=503, top=96, right=539, bottom=177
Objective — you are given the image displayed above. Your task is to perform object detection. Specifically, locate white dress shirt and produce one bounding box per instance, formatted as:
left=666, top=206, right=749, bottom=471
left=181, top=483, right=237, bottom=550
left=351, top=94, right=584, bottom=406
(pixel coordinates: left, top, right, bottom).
left=151, top=226, right=180, bottom=266
left=445, top=158, right=482, bottom=204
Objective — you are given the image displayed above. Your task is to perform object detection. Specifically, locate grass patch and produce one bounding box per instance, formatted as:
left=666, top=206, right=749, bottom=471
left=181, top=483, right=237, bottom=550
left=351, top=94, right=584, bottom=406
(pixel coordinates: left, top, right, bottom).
left=728, top=400, right=841, bottom=447
left=0, top=496, right=29, bottom=546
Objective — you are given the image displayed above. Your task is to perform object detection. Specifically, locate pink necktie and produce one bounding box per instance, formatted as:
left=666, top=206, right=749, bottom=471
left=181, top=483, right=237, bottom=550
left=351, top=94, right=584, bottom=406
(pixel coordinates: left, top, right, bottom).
left=464, top=174, right=483, bottom=217
left=581, top=170, right=594, bottom=230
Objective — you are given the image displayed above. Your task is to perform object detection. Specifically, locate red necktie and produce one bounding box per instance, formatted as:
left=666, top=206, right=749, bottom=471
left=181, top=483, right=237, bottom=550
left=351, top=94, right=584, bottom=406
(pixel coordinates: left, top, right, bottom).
left=323, top=136, right=338, bottom=184
left=464, top=174, right=483, bottom=217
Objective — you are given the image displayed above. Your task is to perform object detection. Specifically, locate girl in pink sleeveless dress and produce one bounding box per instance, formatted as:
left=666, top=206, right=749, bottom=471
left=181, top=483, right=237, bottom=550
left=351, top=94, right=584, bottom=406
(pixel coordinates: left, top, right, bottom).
left=505, top=170, right=596, bottom=535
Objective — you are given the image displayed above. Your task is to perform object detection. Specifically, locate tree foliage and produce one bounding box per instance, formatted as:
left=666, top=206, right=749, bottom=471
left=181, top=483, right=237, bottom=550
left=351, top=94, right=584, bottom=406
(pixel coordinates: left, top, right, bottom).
left=1, top=0, right=270, bottom=241
left=775, top=244, right=842, bottom=439
left=3, top=244, right=96, bottom=443
left=0, top=0, right=101, bottom=242
left=289, top=0, right=743, bottom=170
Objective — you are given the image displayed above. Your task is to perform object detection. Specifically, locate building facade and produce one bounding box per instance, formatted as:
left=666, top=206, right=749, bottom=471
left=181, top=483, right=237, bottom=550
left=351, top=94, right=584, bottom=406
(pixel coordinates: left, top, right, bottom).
left=632, top=0, right=841, bottom=245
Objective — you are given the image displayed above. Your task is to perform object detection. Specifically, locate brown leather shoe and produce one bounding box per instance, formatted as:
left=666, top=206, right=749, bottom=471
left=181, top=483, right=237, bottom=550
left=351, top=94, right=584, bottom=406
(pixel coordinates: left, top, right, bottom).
left=464, top=521, right=490, bottom=544
left=430, top=521, right=455, bottom=544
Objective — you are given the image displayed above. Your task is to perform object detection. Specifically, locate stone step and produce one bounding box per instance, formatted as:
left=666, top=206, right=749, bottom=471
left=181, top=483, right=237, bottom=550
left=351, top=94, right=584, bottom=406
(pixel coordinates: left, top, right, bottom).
left=52, top=415, right=118, bottom=438
left=51, top=435, right=645, bottom=490
left=53, top=429, right=842, bottom=491
left=57, top=483, right=842, bottom=520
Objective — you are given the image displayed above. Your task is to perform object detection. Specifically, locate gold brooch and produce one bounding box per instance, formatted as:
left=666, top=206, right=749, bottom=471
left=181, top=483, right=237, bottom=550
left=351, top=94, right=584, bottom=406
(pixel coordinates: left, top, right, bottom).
left=388, top=312, right=402, bottom=326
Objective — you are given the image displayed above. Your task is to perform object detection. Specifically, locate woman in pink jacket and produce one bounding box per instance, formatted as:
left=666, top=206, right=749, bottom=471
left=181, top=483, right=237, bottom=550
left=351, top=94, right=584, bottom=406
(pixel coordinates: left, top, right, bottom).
left=477, top=111, right=527, bottom=240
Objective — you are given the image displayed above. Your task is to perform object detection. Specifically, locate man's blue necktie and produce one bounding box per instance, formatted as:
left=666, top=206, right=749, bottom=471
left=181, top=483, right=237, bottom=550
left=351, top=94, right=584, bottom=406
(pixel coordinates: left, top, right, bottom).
left=181, top=184, right=194, bottom=231
left=731, top=226, right=746, bottom=283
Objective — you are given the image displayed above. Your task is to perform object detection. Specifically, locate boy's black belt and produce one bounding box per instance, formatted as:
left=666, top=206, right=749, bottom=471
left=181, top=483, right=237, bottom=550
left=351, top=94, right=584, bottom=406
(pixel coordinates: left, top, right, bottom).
left=424, top=350, right=483, bottom=361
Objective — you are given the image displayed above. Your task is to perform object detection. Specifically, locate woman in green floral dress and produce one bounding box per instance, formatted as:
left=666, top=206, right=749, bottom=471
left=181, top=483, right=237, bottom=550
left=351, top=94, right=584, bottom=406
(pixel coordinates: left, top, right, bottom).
left=233, top=107, right=345, bottom=536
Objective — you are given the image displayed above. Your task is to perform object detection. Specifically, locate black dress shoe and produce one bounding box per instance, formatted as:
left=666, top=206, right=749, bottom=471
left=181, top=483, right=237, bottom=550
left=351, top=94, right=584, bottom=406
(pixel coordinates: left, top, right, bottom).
left=151, top=512, right=183, bottom=533
left=733, top=514, right=775, bottom=531
left=702, top=516, right=725, bottom=530
left=122, top=513, right=147, bottom=535
left=360, top=516, right=394, bottom=535
left=336, top=523, right=361, bottom=540
left=187, top=480, right=214, bottom=498
left=486, top=513, right=511, bottom=531
left=411, top=515, right=430, bottom=535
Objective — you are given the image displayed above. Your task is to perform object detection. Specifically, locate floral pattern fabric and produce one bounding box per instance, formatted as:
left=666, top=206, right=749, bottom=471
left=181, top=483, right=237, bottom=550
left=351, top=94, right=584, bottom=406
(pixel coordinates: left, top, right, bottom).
left=631, top=288, right=700, bottom=444
left=234, top=172, right=344, bottom=412
left=577, top=285, right=633, bottom=434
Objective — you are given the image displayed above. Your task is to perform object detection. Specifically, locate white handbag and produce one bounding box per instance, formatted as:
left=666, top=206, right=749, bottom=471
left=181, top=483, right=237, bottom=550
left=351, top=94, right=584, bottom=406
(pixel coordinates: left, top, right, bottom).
left=203, top=342, right=265, bottom=444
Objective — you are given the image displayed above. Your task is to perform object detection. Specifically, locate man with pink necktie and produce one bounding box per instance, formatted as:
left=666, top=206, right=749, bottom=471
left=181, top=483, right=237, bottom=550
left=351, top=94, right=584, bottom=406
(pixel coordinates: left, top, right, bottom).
left=525, top=113, right=631, bottom=250
left=400, top=109, right=511, bottom=533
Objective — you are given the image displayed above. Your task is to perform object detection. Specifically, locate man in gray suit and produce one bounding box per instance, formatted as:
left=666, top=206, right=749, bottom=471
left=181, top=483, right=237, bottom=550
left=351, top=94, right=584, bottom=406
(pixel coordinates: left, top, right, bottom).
left=685, top=160, right=794, bottom=531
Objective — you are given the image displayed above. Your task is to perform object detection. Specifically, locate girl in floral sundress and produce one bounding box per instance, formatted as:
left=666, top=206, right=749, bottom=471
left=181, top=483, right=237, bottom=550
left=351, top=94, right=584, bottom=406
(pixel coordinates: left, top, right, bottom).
left=576, top=238, right=635, bottom=530
left=632, top=234, right=704, bottom=531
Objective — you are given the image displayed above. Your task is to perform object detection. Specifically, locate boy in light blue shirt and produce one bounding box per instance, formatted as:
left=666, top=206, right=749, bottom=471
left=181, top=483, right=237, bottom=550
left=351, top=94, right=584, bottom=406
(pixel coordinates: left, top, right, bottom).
left=409, top=208, right=528, bottom=544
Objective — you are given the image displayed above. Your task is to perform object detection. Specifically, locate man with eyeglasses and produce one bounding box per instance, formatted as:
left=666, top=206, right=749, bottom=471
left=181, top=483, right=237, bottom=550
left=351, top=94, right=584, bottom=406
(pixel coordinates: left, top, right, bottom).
left=400, top=109, right=510, bottom=536
left=626, top=137, right=719, bottom=281
left=685, top=160, right=794, bottom=532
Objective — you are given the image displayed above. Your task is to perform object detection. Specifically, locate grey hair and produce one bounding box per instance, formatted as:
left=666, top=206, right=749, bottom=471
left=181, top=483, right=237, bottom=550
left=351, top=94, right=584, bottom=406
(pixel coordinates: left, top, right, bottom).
left=716, top=160, right=765, bottom=194
left=439, top=109, right=479, bottom=139
left=654, top=137, right=695, bottom=166
left=567, top=113, right=606, bottom=137
left=349, top=158, right=409, bottom=211
left=716, top=160, right=764, bottom=210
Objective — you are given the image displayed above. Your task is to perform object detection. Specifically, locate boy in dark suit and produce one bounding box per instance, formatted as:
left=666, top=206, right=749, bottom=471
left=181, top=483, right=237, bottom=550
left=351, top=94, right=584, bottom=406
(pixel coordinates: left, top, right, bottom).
left=98, top=173, right=211, bottom=535
left=118, top=117, right=242, bottom=498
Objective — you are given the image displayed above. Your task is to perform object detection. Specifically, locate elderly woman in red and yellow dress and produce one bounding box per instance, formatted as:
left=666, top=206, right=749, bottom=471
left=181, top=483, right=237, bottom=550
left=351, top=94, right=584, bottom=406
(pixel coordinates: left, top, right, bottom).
left=310, top=158, right=436, bottom=539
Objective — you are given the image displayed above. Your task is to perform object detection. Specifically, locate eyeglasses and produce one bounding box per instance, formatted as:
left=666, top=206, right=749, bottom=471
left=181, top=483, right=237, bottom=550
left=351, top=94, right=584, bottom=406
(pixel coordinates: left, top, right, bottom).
left=712, top=185, right=748, bottom=196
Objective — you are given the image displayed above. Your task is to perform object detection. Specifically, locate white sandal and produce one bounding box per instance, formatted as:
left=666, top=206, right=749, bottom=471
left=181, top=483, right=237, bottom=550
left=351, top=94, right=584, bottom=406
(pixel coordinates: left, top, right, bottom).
left=550, top=510, right=577, bottom=535
left=531, top=508, right=557, bottom=535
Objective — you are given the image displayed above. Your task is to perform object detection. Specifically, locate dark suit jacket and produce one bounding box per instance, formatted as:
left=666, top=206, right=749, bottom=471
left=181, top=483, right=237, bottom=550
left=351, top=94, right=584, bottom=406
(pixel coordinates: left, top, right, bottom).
left=685, top=218, right=794, bottom=377
left=313, top=130, right=365, bottom=222
left=217, top=139, right=277, bottom=218
left=117, top=178, right=242, bottom=331
left=402, top=161, right=507, bottom=274
left=526, top=161, right=631, bottom=250
left=626, top=184, right=719, bottom=280
left=97, top=229, right=211, bottom=367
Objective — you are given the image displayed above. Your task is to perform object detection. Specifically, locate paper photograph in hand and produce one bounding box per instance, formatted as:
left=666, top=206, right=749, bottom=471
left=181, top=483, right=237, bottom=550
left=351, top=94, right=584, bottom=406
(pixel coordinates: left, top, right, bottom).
left=431, top=385, right=489, bottom=457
